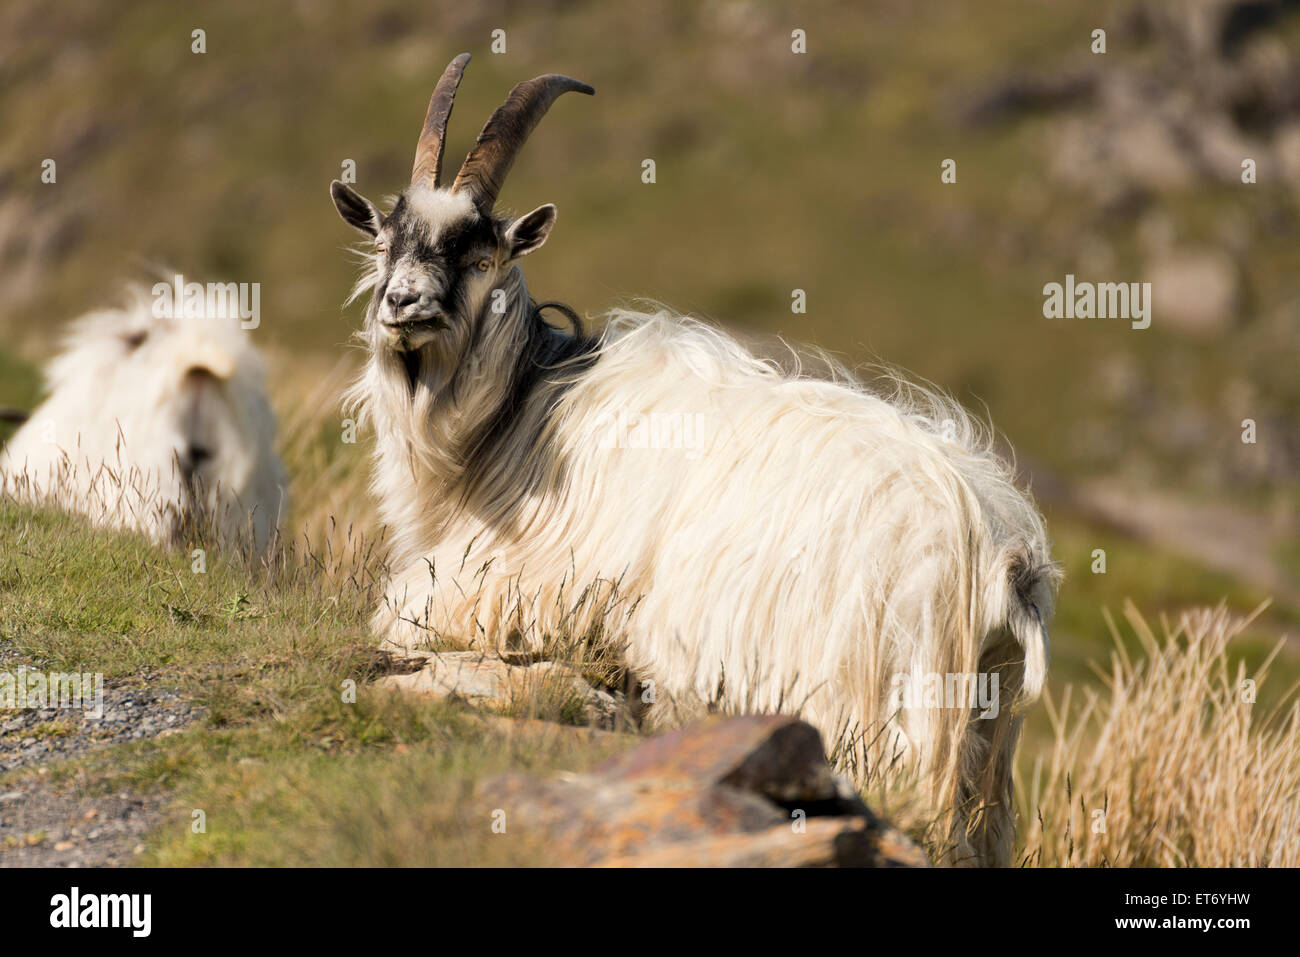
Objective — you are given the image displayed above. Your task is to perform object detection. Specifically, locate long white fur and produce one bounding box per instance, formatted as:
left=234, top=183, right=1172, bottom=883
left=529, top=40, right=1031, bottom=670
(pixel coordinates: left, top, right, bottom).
left=345, top=188, right=1058, bottom=866
left=0, top=290, right=289, bottom=551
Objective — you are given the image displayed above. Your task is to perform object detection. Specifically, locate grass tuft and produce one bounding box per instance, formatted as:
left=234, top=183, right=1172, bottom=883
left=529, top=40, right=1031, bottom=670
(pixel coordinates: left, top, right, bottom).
left=1018, top=601, right=1300, bottom=867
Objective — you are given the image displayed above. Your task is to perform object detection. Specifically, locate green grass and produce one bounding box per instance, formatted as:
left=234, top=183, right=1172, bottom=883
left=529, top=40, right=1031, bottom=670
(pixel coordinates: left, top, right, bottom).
left=2, top=493, right=1295, bottom=865
left=69, top=689, right=626, bottom=867
left=0, top=351, right=40, bottom=446
left=1045, top=509, right=1299, bottom=684
left=0, top=499, right=637, bottom=865
left=0, top=502, right=365, bottom=677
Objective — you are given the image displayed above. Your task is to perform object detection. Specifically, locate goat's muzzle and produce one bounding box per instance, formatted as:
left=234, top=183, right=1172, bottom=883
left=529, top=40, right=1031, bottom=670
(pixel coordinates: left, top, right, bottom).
left=380, top=311, right=447, bottom=352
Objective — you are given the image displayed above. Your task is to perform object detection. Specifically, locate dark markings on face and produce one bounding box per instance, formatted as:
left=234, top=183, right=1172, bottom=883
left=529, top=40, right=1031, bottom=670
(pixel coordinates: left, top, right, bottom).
left=400, top=349, right=421, bottom=397
left=361, top=194, right=600, bottom=520
left=375, top=195, right=501, bottom=321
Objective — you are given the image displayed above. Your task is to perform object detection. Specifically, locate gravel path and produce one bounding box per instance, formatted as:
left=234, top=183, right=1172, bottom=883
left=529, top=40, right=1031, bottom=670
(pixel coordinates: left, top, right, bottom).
left=0, top=644, right=202, bottom=867
left=0, top=682, right=200, bottom=774
left=0, top=782, right=167, bottom=867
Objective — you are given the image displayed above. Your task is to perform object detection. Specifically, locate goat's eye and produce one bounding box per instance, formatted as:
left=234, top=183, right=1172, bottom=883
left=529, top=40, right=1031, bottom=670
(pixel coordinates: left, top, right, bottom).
left=375, top=239, right=388, bottom=252
left=123, top=330, right=147, bottom=350
left=476, top=258, right=492, bottom=272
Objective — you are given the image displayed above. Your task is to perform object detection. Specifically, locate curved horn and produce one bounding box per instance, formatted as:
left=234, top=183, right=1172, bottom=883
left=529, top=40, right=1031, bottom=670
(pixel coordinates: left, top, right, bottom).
left=452, top=73, right=594, bottom=213
left=411, top=53, right=472, bottom=188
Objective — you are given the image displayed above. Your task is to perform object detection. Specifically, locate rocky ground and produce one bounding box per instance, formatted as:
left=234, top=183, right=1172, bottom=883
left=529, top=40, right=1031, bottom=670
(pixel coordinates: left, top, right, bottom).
left=2, top=640, right=926, bottom=867
left=0, top=782, right=166, bottom=868
left=0, top=642, right=202, bottom=867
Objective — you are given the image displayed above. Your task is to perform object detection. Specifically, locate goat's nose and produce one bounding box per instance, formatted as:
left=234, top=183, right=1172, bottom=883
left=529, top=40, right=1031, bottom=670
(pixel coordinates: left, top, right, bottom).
left=385, top=287, right=420, bottom=310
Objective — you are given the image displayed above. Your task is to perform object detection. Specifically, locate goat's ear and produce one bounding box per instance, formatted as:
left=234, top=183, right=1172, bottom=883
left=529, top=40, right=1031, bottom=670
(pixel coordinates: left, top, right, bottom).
left=504, top=204, right=557, bottom=260
left=330, top=181, right=383, bottom=237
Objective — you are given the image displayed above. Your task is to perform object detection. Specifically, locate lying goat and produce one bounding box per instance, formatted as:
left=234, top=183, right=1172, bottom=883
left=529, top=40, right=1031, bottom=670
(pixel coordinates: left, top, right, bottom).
left=0, top=290, right=288, bottom=551
left=330, top=54, right=1058, bottom=865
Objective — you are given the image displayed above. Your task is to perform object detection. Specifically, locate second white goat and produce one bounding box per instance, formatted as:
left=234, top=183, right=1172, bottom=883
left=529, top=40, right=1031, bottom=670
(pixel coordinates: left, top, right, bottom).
left=1, top=289, right=288, bottom=551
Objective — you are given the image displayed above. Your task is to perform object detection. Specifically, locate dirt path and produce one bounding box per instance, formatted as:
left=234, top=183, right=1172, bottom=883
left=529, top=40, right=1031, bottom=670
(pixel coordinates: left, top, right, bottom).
left=0, top=781, right=167, bottom=867
left=0, top=646, right=201, bottom=867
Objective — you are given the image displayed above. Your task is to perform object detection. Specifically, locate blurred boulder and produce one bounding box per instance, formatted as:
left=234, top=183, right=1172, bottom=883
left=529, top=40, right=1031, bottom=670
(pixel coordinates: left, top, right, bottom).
left=1273, top=120, right=1300, bottom=184
left=972, top=0, right=1300, bottom=201
left=1148, top=248, right=1241, bottom=334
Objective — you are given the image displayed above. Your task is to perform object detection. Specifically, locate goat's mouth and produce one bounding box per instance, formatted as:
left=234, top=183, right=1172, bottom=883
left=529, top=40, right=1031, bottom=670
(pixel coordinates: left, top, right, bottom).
left=385, top=314, right=446, bottom=332
left=382, top=314, right=448, bottom=356
left=179, top=444, right=214, bottom=490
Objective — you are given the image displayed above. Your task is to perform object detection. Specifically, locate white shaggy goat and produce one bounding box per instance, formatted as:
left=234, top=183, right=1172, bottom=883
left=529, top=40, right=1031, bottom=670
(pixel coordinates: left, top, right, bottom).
left=0, top=289, right=288, bottom=551
left=331, top=54, right=1059, bottom=865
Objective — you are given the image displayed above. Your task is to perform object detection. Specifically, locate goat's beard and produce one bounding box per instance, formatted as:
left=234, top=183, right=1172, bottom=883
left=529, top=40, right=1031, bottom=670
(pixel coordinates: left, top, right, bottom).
left=375, top=326, right=465, bottom=407
left=399, top=349, right=421, bottom=396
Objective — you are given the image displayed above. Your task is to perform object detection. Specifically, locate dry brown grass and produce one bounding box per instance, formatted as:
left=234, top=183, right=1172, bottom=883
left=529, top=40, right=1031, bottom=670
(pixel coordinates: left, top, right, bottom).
left=1017, top=601, right=1300, bottom=867
left=269, top=350, right=375, bottom=540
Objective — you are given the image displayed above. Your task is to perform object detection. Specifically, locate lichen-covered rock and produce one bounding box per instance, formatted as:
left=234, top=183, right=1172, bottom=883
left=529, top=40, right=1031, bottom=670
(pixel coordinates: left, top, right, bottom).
left=374, top=650, right=622, bottom=727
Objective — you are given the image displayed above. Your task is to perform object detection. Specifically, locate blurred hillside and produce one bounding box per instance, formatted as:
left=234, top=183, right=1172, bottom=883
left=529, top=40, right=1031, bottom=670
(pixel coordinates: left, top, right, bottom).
left=1, top=0, right=1297, bottom=692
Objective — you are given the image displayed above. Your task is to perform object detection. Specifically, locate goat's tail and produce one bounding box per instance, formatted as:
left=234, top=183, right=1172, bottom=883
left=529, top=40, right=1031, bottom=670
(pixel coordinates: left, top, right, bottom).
left=1003, top=547, right=1056, bottom=705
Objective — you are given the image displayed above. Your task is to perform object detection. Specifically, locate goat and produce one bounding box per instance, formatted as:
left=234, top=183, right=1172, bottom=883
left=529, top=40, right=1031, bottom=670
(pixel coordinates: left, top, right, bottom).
left=0, top=289, right=289, bottom=551
left=330, top=54, right=1059, bottom=865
